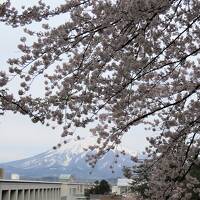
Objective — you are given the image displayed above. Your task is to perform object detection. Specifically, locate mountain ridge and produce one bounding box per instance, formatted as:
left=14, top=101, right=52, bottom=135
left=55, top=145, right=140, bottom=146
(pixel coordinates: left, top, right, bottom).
left=0, top=137, right=140, bottom=179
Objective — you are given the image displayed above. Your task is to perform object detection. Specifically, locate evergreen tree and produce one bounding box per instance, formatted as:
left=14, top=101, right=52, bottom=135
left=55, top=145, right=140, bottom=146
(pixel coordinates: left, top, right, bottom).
left=85, top=179, right=111, bottom=197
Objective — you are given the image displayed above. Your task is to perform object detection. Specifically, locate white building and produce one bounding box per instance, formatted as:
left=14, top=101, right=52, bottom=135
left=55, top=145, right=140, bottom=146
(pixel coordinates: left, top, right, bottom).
left=10, top=174, right=20, bottom=180
left=61, top=182, right=92, bottom=200
left=58, top=174, right=93, bottom=200
left=112, top=178, right=132, bottom=195
left=0, top=176, right=93, bottom=200
left=59, top=175, right=74, bottom=183
left=0, top=179, right=61, bottom=200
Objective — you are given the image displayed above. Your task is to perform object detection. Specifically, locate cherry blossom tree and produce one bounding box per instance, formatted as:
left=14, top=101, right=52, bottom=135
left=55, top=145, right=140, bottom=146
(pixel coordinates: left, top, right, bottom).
left=1, top=0, right=200, bottom=199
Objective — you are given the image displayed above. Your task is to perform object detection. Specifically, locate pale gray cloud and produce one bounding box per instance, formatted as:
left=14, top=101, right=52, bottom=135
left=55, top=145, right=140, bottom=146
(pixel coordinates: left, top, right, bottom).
left=0, top=0, right=153, bottom=163
left=0, top=112, right=61, bottom=162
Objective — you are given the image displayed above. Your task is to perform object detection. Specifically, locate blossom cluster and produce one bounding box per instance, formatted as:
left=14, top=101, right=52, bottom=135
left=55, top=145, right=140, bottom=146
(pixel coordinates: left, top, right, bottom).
left=1, top=0, right=200, bottom=199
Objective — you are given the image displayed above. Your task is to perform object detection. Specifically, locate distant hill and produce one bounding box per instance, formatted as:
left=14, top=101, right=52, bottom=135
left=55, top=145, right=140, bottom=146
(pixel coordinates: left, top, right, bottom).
left=0, top=137, right=142, bottom=180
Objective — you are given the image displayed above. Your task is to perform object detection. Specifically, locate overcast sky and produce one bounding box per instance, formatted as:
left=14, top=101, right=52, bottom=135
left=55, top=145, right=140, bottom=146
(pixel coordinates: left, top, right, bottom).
left=0, top=0, right=155, bottom=163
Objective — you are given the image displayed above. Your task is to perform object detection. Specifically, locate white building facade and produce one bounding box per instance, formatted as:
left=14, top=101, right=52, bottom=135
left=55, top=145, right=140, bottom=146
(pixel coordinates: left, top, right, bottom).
left=112, top=178, right=132, bottom=195
left=61, top=182, right=93, bottom=200
left=0, top=179, right=61, bottom=200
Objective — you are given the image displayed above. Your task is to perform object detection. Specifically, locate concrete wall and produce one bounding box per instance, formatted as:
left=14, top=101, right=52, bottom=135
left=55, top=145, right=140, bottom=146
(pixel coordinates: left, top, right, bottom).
left=0, top=180, right=61, bottom=200
left=61, top=182, right=92, bottom=200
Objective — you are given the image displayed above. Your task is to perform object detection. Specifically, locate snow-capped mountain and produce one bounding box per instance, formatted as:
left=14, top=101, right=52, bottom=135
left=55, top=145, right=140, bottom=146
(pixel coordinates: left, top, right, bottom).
left=0, top=137, right=140, bottom=180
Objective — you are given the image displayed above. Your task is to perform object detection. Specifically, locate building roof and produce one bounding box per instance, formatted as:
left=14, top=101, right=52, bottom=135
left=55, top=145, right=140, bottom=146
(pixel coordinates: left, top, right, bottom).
left=59, top=174, right=75, bottom=182
left=117, top=178, right=131, bottom=186
left=0, top=179, right=61, bottom=184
